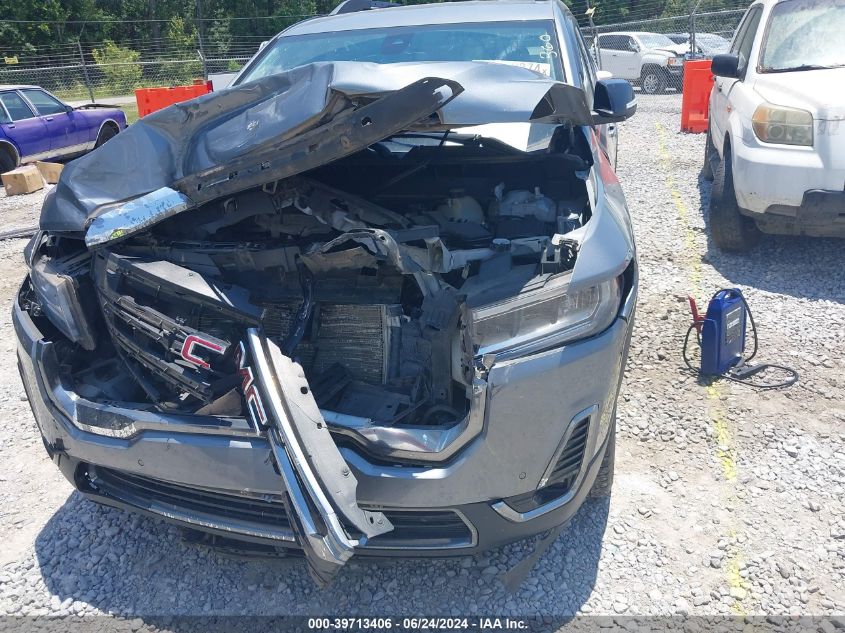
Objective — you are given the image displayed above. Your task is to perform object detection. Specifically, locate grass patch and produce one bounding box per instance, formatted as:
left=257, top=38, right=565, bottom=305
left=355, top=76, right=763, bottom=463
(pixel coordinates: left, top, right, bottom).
left=120, top=102, right=140, bottom=124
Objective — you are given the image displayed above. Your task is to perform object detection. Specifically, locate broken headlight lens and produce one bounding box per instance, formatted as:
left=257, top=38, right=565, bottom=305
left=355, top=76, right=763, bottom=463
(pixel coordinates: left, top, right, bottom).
left=752, top=104, right=814, bottom=146
left=29, top=254, right=98, bottom=351
left=471, top=275, right=621, bottom=358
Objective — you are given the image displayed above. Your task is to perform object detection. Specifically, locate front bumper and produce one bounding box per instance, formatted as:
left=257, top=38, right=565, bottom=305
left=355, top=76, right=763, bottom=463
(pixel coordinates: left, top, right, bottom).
left=753, top=190, right=845, bottom=238
left=732, top=133, right=845, bottom=226
left=15, top=275, right=634, bottom=558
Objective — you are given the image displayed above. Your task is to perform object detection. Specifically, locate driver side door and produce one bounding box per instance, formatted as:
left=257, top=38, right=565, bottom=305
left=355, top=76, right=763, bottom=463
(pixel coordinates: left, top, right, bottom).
left=0, top=91, right=48, bottom=161
left=19, top=89, right=88, bottom=155
left=710, top=6, right=763, bottom=152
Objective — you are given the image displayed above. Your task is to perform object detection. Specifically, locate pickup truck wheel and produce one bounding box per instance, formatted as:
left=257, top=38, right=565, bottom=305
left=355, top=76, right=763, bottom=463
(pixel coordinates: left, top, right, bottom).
left=640, top=68, right=667, bottom=95
left=0, top=146, right=15, bottom=174
left=701, top=128, right=715, bottom=181
left=709, top=147, right=761, bottom=251
left=589, top=420, right=615, bottom=498
left=94, top=124, right=118, bottom=148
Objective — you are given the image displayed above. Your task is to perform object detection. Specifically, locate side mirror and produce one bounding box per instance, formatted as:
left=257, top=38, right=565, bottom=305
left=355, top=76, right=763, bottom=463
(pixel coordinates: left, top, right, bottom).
left=65, top=104, right=74, bottom=113
left=628, top=40, right=640, bottom=52
left=593, top=78, right=636, bottom=123
left=711, top=53, right=740, bottom=79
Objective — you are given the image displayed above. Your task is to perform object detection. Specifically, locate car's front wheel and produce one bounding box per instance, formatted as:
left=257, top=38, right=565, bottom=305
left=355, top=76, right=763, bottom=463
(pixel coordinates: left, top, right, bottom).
left=640, top=67, right=667, bottom=95
left=94, top=124, right=119, bottom=149
left=709, top=145, right=762, bottom=251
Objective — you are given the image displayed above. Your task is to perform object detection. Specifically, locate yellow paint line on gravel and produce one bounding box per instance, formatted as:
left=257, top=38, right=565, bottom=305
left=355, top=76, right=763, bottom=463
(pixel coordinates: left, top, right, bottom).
left=655, top=122, right=749, bottom=614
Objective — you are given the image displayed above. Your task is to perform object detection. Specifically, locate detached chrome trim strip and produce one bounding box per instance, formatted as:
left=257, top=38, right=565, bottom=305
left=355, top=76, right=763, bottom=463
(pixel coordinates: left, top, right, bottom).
left=247, top=330, right=362, bottom=572
left=491, top=404, right=600, bottom=523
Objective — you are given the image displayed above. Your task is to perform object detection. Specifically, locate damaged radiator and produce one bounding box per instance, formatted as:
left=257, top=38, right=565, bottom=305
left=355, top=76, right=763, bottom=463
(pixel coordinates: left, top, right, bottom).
left=198, top=302, right=400, bottom=385
left=92, top=251, right=404, bottom=408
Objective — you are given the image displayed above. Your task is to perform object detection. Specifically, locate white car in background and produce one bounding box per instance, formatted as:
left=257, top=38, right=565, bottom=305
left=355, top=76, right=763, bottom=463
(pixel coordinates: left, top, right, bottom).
left=704, top=0, right=845, bottom=251
left=596, top=31, right=685, bottom=93
left=666, top=32, right=731, bottom=57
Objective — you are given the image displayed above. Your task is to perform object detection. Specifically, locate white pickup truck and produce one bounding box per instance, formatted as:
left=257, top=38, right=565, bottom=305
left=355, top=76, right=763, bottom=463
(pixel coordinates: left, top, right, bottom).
left=596, top=32, right=685, bottom=94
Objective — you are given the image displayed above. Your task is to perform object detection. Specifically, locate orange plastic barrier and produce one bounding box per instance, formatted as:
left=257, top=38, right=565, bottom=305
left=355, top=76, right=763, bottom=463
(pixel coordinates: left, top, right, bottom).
left=680, top=59, right=714, bottom=134
left=134, top=82, right=213, bottom=117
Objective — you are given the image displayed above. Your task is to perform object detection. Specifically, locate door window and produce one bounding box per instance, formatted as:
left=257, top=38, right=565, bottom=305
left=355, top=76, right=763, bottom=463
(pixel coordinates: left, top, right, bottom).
left=599, top=34, right=630, bottom=51
left=730, top=5, right=763, bottom=77
left=20, top=89, right=68, bottom=116
left=0, top=92, right=36, bottom=121
left=571, top=18, right=597, bottom=92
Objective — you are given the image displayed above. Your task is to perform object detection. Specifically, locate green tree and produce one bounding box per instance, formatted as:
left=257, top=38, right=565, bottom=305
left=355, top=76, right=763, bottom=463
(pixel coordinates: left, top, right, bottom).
left=162, top=16, right=203, bottom=84
left=91, top=40, right=142, bottom=93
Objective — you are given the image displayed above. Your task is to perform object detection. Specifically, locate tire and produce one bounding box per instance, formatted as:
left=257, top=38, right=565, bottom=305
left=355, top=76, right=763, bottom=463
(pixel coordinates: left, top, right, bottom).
left=0, top=146, right=15, bottom=175
left=590, top=421, right=616, bottom=498
left=709, top=145, right=762, bottom=252
left=640, top=67, right=667, bottom=95
left=94, top=124, right=118, bottom=148
left=701, top=127, right=715, bottom=181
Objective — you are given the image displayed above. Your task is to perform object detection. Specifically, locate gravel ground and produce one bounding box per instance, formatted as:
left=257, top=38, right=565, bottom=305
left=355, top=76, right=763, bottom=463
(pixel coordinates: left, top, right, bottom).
left=0, top=185, right=46, bottom=234
left=0, top=96, right=843, bottom=626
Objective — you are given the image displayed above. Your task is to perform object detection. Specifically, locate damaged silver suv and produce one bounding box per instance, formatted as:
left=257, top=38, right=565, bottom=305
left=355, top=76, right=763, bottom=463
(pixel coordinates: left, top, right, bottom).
left=15, top=0, right=638, bottom=584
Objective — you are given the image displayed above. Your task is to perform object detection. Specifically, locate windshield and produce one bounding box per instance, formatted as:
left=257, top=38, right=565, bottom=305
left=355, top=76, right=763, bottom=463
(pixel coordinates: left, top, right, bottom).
left=637, top=33, right=677, bottom=49
left=760, top=0, right=845, bottom=71
left=238, top=20, right=565, bottom=83
left=696, top=33, right=730, bottom=52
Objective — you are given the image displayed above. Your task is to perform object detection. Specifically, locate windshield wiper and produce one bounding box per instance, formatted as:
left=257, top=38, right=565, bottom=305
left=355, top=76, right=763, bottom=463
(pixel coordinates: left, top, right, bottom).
left=763, top=63, right=844, bottom=73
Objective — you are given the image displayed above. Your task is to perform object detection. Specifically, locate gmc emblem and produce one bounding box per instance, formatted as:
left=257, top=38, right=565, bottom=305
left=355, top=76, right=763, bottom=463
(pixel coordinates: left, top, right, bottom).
left=179, top=334, right=227, bottom=369
left=236, top=341, right=268, bottom=430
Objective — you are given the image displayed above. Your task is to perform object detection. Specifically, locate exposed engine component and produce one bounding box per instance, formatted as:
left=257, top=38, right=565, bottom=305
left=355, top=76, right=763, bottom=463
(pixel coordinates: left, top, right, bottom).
left=28, top=129, right=591, bottom=453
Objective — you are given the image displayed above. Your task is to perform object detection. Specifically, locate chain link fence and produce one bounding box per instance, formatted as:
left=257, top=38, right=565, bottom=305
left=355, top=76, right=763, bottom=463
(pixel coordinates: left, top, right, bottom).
left=0, top=39, right=273, bottom=103
left=590, top=7, right=745, bottom=41
left=580, top=4, right=748, bottom=93
left=1, top=4, right=749, bottom=104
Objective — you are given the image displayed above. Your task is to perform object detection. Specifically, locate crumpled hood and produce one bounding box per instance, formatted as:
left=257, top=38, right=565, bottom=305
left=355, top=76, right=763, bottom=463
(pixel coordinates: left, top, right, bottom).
left=754, top=67, right=845, bottom=120
left=40, top=61, right=592, bottom=233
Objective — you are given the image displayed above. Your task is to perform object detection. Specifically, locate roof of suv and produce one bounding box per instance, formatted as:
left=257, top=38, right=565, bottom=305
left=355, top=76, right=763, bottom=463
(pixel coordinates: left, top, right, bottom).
left=283, top=0, right=558, bottom=36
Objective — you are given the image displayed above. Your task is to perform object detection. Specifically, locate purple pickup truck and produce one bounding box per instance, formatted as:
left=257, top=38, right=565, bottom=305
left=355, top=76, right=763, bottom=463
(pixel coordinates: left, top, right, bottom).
left=0, top=85, right=127, bottom=174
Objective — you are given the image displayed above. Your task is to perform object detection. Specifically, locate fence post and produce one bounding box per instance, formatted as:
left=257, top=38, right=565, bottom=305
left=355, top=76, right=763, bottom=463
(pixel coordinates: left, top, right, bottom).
left=689, top=0, right=703, bottom=58
left=585, top=3, right=600, bottom=69
left=76, top=40, right=95, bottom=102
left=195, top=0, right=208, bottom=80
left=197, top=49, right=208, bottom=81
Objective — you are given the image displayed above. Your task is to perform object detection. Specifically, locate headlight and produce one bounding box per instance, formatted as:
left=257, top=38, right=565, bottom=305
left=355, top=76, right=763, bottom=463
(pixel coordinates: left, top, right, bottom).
left=470, top=275, right=622, bottom=358
left=667, top=57, right=683, bottom=67
left=752, top=104, right=814, bottom=146
left=30, top=253, right=98, bottom=351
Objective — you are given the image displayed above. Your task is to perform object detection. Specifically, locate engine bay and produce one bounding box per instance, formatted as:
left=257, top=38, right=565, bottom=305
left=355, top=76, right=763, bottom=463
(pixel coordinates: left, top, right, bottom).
left=26, top=128, right=593, bottom=446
